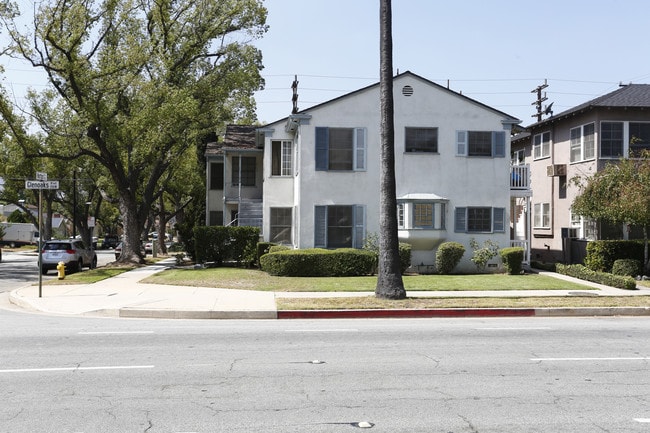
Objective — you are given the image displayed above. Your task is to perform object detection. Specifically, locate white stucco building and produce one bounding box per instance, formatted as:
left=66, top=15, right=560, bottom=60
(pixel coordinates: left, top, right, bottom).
left=207, top=71, right=528, bottom=272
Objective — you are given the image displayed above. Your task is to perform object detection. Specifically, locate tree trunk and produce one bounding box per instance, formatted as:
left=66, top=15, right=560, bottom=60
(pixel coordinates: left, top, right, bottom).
left=119, top=195, right=146, bottom=264
left=375, top=0, right=406, bottom=300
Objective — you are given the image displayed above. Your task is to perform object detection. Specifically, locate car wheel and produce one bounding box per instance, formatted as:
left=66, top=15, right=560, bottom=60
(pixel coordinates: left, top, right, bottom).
left=76, top=259, right=83, bottom=273
left=91, top=256, right=97, bottom=269
left=41, top=267, right=48, bottom=275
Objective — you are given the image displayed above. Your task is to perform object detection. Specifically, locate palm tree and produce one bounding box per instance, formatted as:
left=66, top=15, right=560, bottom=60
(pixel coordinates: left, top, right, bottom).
left=375, top=0, right=406, bottom=299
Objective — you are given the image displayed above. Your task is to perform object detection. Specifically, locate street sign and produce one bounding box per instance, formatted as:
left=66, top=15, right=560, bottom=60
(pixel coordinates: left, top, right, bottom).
left=35, top=171, right=47, bottom=181
left=25, top=180, right=59, bottom=189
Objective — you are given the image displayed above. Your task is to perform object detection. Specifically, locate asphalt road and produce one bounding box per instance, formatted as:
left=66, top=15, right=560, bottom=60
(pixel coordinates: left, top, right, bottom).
left=0, top=314, right=649, bottom=432
left=0, top=248, right=116, bottom=292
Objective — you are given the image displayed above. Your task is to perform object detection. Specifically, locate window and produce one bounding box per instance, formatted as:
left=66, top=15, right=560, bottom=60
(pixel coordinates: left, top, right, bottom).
left=315, top=127, right=366, bottom=171
left=600, top=122, right=624, bottom=158
left=231, top=156, right=256, bottom=186
left=456, top=130, right=506, bottom=157
left=270, top=208, right=292, bottom=244
left=405, top=127, right=438, bottom=153
left=397, top=203, right=404, bottom=228
left=271, top=141, right=292, bottom=176
left=628, top=122, right=650, bottom=155
left=209, top=211, right=223, bottom=226
left=413, top=203, right=434, bottom=228
left=314, top=205, right=365, bottom=248
left=533, top=131, right=551, bottom=159
left=533, top=203, right=551, bottom=228
left=454, top=207, right=505, bottom=233
left=511, top=149, right=525, bottom=165
left=570, top=123, right=595, bottom=162
left=210, top=162, right=224, bottom=190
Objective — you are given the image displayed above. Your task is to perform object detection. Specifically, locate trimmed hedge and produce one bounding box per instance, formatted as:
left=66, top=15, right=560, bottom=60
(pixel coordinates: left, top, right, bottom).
left=499, top=247, right=524, bottom=275
left=556, top=263, right=637, bottom=290
left=398, top=243, right=412, bottom=275
left=435, top=242, right=465, bottom=274
left=260, top=248, right=377, bottom=277
left=584, top=240, right=644, bottom=272
left=194, top=226, right=259, bottom=266
left=611, top=259, right=642, bottom=277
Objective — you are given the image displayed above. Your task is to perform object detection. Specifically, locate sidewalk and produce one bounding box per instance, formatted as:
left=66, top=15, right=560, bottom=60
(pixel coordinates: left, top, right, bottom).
left=8, top=259, right=650, bottom=319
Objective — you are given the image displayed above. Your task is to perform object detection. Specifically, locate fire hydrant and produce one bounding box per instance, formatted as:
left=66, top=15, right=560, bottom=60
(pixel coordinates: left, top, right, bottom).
left=57, top=261, right=66, bottom=280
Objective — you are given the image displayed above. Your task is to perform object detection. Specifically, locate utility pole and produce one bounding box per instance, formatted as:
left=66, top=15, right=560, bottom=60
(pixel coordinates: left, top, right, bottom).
left=531, top=79, right=548, bottom=123
left=291, top=75, right=299, bottom=114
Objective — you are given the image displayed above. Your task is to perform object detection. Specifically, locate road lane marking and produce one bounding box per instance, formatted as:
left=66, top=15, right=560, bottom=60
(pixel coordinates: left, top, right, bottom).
left=285, top=329, right=359, bottom=332
left=78, top=331, right=155, bottom=335
left=635, top=419, right=650, bottom=423
left=0, top=365, right=154, bottom=373
left=531, top=357, right=650, bottom=361
left=477, top=327, right=551, bottom=330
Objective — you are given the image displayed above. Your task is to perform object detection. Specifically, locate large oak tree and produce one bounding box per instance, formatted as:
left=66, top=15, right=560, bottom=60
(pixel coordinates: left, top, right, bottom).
left=0, top=0, right=267, bottom=262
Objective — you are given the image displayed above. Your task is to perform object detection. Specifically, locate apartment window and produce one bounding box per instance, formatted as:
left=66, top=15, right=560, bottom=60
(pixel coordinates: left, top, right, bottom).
left=209, top=162, right=224, bottom=190
left=570, top=123, right=595, bottom=162
left=314, top=205, right=365, bottom=248
left=315, top=127, right=366, bottom=171
left=533, top=131, right=551, bottom=159
left=405, top=127, right=438, bottom=153
left=454, top=207, right=505, bottom=233
left=511, top=149, right=525, bottom=165
left=271, top=140, right=292, bottom=176
left=456, top=130, right=506, bottom=157
left=628, top=122, right=650, bottom=155
left=600, top=122, right=624, bottom=158
left=397, top=203, right=404, bottom=228
left=209, top=211, right=223, bottom=226
left=232, top=156, right=256, bottom=186
left=270, top=207, right=292, bottom=244
left=413, top=203, right=434, bottom=228
left=533, top=203, right=551, bottom=228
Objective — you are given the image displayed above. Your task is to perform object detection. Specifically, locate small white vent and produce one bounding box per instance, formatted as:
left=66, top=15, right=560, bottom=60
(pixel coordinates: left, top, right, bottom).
left=402, top=85, right=414, bottom=97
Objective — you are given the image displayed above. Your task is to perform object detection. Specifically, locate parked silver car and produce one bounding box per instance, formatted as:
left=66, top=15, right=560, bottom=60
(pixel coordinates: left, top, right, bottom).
left=40, top=240, right=97, bottom=274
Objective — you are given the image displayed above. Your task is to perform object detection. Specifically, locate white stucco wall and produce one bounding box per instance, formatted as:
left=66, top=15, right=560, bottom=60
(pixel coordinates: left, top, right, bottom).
left=262, top=73, right=516, bottom=272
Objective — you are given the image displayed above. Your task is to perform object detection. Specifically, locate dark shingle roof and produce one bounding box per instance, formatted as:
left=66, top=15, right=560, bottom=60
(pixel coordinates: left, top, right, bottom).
left=205, top=124, right=259, bottom=157
left=529, top=84, right=650, bottom=128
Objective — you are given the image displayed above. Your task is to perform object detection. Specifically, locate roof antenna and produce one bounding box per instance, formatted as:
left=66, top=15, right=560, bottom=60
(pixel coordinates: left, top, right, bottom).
left=291, top=75, right=299, bottom=114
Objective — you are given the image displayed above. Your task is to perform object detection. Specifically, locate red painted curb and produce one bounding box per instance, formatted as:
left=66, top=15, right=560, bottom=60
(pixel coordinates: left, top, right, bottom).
left=278, top=308, right=537, bottom=319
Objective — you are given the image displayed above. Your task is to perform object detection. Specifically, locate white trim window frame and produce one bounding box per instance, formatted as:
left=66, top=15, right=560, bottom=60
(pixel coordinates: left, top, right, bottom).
left=271, top=140, right=293, bottom=176
left=533, top=131, right=551, bottom=160
left=455, top=130, right=506, bottom=157
left=569, top=123, right=595, bottom=163
left=315, top=127, right=367, bottom=171
left=533, top=202, right=551, bottom=229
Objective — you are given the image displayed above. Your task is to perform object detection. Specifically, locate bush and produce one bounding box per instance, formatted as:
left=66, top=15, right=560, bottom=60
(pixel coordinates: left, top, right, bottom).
left=435, top=242, right=465, bottom=274
left=469, top=238, right=500, bottom=272
left=260, top=248, right=376, bottom=277
left=611, top=259, right=642, bottom=277
left=530, top=261, right=557, bottom=272
left=193, top=226, right=260, bottom=266
left=399, top=243, right=412, bottom=274
left=500, top=247, right=524, bottom=275
left=556, top=263, right=637, bottom=290
left=584, top=240, right=644, bottom=272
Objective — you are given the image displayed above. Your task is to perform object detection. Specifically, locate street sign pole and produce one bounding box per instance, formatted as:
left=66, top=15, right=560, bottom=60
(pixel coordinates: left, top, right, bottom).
left=25, top=175, right=59, bottom=298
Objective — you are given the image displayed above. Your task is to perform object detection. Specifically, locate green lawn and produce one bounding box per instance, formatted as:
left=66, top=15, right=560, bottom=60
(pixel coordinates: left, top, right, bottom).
left=141, top=267, right=595, bottom=292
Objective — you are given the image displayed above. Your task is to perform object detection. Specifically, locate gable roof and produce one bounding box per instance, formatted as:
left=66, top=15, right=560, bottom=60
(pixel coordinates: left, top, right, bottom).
left=205, top=124, right=259, bottom=157
left=264, top=71, right=521, bottom=127
left=528, top=84, right=650, bottom=128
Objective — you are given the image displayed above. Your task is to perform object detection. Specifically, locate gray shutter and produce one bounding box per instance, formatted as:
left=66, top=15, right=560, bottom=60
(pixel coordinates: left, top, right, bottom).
left=454, top=207, right=466, bottom=232
left=315, top=127, right=329, bottom=171
left=492, top=131, right=506, bottom=157
left=456, top=131, right=467, bottom=156
left=314, top=206, right=327, bottom=247
left=493, top=207, right=505, bottom=232
left=354, top=128, right=366, bottom=171
left=353, top=205, right=365, bottom=248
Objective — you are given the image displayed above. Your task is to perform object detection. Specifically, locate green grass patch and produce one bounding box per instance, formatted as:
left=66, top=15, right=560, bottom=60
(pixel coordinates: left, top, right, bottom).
left=45, top=267, right=133, bottom=285
left=141, top=267, right=594, bottom=292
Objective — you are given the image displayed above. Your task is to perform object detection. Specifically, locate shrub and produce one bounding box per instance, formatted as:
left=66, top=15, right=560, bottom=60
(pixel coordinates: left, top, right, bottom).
left=611, top=259, right=642, bottom=277
left=435, top=242, right=465, bottom=274
left=193, top=226, right=260, bottom=266
left=399, top=243, right=412, bottom=274
left=257, top=242, right=276, bottom=266
left=584, top=240, right=644, bottom=272
left=268, top=245, right=290, bottom=253
left=469, top=238, right=500, bottom=272
left=260, top=248, right=376, bottom=277
left=530, top=261, right=557, bottom=272
left=556, top=263, right=637, bottom=290
left=500, top=247, right=524, bottom=275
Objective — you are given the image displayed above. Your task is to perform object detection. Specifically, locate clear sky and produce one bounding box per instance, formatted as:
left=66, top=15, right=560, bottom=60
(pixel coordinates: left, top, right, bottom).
left=2, top=0, right=649, bottom=128
left=253, top=0, right=650, bottom=126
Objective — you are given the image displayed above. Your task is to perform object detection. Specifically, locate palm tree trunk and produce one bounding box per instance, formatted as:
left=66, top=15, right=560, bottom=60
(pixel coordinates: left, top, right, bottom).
left=375, top=0, right=406, bottom=300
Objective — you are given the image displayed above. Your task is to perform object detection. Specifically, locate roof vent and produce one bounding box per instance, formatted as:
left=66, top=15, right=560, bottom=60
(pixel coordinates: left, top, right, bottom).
left=402, top=85, right=414, bottom=97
